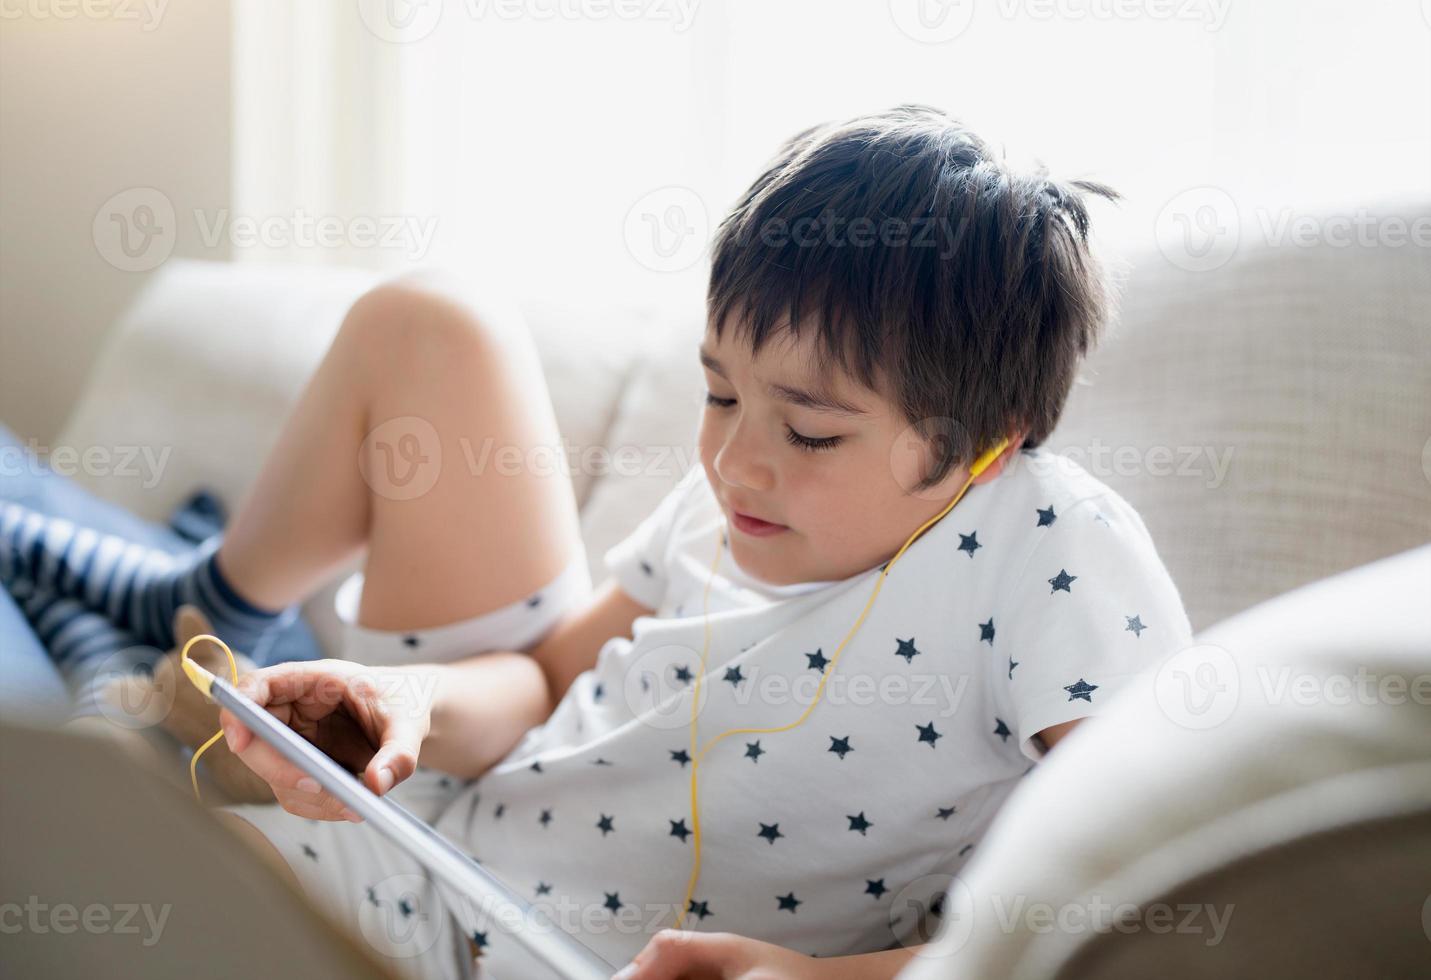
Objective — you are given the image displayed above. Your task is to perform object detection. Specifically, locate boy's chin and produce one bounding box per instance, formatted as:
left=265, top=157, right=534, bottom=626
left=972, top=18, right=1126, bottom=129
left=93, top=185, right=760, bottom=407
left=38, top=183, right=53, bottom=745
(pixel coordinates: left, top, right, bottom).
left=729, top=538, right=811, bottom=587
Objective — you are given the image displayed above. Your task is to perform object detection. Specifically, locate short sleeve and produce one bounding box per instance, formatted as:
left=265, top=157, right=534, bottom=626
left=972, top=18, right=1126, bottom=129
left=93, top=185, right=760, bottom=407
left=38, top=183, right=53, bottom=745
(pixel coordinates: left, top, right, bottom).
left=999, top=495, right=1192, bottom=762
left=601, top=467, right=704, bottom=611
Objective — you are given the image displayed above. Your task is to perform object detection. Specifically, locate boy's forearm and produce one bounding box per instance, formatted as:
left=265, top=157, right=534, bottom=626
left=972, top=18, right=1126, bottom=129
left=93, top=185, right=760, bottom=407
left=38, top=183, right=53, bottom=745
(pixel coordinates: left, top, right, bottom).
left=416, top=651, right=554, bottom=779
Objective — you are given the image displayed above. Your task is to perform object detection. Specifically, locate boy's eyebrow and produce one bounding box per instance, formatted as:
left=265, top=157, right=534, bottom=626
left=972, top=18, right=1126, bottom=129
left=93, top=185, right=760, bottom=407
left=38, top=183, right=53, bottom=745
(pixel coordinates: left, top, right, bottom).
left=699, top=347, right=870, bottom=417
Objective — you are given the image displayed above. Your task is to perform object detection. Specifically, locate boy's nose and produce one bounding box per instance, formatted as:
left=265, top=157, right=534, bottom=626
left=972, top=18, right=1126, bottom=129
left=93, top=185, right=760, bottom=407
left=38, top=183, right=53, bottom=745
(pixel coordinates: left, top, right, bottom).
left=713, top=422, right=775, bottom=493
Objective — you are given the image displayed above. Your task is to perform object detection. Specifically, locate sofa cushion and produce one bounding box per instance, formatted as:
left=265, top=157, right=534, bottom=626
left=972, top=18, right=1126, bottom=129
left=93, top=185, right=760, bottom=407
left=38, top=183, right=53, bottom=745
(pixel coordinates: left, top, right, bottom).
left=1049, top=202, right=1431, bottom=630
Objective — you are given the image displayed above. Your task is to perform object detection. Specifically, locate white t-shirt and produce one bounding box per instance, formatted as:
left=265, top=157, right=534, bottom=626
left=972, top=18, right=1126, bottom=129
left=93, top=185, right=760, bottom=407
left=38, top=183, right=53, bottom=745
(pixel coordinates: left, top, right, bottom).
left=432, top=449, right=1192, bottom=974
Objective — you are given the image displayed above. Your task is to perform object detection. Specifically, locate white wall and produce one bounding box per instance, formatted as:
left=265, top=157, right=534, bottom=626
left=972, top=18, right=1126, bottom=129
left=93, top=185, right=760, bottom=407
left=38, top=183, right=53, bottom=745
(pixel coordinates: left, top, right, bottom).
left=0, top=2, right=233, bottom=444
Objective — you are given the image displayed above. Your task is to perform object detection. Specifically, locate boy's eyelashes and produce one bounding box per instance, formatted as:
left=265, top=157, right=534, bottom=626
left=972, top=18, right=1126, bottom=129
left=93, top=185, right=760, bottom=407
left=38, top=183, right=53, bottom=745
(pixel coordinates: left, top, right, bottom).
left=702, top=391, right=844, bottom=453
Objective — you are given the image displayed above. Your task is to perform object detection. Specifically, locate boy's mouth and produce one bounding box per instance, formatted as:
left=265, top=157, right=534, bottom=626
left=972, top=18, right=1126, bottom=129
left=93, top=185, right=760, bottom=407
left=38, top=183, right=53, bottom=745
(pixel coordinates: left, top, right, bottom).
left=730, top=509, right=788, bottom=537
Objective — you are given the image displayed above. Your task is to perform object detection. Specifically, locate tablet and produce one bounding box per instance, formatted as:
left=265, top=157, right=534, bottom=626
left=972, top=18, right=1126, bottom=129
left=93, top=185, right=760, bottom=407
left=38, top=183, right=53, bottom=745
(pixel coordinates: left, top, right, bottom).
left=195, top=665, right=615, bottom=980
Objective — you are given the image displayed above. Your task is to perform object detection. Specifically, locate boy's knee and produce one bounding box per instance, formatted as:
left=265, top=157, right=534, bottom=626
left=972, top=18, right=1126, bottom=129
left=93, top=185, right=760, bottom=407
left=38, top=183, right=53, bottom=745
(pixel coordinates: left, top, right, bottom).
left=340, top=272, right=529, bottom=369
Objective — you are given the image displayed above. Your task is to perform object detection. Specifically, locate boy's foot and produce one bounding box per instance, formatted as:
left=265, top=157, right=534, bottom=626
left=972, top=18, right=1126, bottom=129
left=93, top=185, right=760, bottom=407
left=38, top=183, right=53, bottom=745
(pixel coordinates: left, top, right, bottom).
left=0, top=501, right=290, bottom=654
left=103, top=605, right=275, bottom=805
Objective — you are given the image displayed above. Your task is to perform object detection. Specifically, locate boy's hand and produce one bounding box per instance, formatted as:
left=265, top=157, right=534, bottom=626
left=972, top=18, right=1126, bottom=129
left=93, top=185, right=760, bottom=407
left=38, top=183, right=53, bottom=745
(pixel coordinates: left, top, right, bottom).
left=219, top=659, right=432, bottom=822
left=614, top=930, right=821, bottom=980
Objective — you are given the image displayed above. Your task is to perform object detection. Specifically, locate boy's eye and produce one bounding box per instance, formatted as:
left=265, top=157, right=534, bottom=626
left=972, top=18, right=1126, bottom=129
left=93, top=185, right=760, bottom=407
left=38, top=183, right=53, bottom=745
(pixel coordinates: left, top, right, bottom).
left=784, top=427, right=842, bottom=453
left=704, top=391, right=843, bottom=453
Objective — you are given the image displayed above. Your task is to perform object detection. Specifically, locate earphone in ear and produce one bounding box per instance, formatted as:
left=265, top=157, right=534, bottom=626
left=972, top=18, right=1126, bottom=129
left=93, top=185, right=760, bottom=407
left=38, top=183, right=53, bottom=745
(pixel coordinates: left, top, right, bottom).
left=967, top=436, right=1011, bottom=480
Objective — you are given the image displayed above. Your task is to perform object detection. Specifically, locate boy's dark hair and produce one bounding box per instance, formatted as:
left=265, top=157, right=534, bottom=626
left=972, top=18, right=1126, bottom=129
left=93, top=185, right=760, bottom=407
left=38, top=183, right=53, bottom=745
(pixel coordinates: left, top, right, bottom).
left=707, top=104, right=1119, bottom=491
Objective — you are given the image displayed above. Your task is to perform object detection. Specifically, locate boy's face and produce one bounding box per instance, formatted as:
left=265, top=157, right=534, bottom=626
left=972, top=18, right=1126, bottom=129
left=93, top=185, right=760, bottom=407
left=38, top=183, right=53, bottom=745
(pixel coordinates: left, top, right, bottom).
left=697, top=321, right=997, bottom=586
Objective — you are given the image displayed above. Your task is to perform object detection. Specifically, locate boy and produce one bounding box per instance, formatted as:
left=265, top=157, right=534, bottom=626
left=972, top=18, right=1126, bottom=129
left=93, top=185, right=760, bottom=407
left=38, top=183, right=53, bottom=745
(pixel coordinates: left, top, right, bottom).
left=1, top=105, right=1190, bottom=978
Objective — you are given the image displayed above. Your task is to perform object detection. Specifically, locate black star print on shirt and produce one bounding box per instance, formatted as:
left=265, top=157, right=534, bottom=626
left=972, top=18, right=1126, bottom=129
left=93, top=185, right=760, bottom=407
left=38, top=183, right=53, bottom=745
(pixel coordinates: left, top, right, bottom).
left=301, top=844, right=318, bottom=861
left=1064, top=678, right=1098, bottom=702
left=916, top=722, right=943, bottom=748
left=957, top=531, right=981, bottom=557
left=993, top=718, right=1012, bottom=742
left=745, top=741, right=765, bottom=763
left=979, top=618, right=995, bottom=644
left=758, top=822, right=784, bottom=845
left=1037, top=505, right=1057, bottom=527
left=673, top=664, right=694, bottom=683
left=402, top=634, right=421, bottom=648
left=865, top=879, right=888, bottom=899
left=1049, top=569, right=1077, bottom=593
left=805, top=649, right=829, bottom=672
left=596, top=814, right=616, bottom=836
left=1008, top=657, right=1019, bottom=679
left=593, top=682, right=604, bottom=702
left=847, top=812, right=873, bottom=835
left=535, top=882, right=552, bottom=896
left=526, top=594, right=542, bottom=608
left=669, top=819, right=691, bottom=842
left=670, top=749, right=692, bottom=767
left=828, top=735, right=853, bottom=759
left=777, top=892, right=802, bottom=913
left=894, top=637, right=920, bottom=663
left=471, top=930, right=489, bottom=953
left=724, top=666, right=746, bottom=687
left=687, top=899, right=713, bottom=920
left=539, top=808, right=553, bottom=827
left=936, top=805, right=957, bottom=821
left=604, top=892, right=623, bottom=913
left=529, top=761, right=544, bottom=773
left=1125, top=614, right=1147, bottom=637
left=493, top=803, right=505, bottom=819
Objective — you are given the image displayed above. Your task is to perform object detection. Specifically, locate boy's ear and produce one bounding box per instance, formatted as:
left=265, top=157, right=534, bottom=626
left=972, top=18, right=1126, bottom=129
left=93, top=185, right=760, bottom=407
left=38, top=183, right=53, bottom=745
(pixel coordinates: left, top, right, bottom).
left=971, top=433, right=1026, bottom=485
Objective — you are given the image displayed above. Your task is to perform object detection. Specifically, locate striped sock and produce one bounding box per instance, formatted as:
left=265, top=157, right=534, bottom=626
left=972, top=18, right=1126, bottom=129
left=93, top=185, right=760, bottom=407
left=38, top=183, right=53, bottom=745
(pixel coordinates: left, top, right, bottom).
left=9, top=577, right=150, bottom=717
left=0, top=501, right=288, bottom=654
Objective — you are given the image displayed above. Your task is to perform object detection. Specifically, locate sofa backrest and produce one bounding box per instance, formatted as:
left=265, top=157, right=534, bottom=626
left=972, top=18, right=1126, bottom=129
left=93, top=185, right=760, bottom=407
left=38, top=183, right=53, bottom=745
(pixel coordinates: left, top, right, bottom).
left=1049, top=202, right=1431, bottom=630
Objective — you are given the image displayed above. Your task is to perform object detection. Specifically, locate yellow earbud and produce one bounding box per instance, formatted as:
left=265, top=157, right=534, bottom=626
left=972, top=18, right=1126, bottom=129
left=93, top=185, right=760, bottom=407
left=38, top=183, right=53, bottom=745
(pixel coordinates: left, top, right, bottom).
left=968, top=436, right=1011, bottom=479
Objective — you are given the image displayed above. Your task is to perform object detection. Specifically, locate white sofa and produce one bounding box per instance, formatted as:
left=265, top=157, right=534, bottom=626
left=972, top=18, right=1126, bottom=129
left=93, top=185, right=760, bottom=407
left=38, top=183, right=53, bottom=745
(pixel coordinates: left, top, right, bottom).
left=30, top=201, right=1431, bottom=976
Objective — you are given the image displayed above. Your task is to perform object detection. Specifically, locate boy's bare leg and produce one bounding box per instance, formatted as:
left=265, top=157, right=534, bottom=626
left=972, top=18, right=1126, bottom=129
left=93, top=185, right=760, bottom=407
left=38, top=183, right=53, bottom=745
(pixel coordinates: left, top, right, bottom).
left=215, top=271, right=584, bottom=631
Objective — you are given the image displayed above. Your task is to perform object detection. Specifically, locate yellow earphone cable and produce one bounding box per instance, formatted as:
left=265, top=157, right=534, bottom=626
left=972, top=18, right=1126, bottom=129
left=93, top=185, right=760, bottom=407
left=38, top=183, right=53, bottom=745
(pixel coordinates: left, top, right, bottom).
left=178, top=632, right=241, bottom=805
left=673, top=438, right=1009, bottom=929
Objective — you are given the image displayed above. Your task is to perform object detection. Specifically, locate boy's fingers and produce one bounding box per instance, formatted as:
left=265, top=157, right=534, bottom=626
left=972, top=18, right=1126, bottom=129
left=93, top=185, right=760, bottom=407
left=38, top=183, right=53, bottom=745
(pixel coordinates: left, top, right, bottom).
left=274, top=786, right=361, bottom=822
left=619, top=930, right=730, bottom=980
left=238, top=659, right=354, bottom=709
left=226, top=723, right=322, bottom=795
left=364, top=708, right=425, bottom=796
left=218, top=708, right=252, bottom=753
